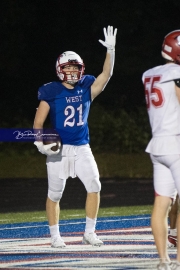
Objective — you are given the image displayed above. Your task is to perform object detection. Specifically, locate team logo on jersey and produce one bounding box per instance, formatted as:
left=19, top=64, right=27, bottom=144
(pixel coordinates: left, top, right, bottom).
left=77, top=90, right=83, bottom=94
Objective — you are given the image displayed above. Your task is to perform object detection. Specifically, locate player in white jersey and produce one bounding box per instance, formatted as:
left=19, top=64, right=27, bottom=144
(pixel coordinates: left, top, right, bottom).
left=33, top=26, right=117, bottom=248
left=167, top=194, right=178, bottom=248
left=142, top=30, right=180, bottom=270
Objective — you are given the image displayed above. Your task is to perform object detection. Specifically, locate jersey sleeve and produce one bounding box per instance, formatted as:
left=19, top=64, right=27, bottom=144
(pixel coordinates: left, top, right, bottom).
left=37, top=82, right=58, bottom=101
left=161, top=65, right=180, bottom=83
left=79, top=75, right=96, bottom=88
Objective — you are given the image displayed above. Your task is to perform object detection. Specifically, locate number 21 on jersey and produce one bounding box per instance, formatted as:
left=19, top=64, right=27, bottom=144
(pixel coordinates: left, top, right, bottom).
left=64, top=104, right=84, bottom=127
left=144, top=75, right=164, bottom=109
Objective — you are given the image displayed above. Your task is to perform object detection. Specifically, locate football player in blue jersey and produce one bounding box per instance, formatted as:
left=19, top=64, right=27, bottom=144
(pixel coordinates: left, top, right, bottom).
left=33, top=26, right=117, bottom=248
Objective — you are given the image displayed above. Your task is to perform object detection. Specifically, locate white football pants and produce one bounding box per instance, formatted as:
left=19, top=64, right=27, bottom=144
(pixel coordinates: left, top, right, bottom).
left=46, top=144, right=101, bottom=202
left=150, top=154, right=180, bottom=200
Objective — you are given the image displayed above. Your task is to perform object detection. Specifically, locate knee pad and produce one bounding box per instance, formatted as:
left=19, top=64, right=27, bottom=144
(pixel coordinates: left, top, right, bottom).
left=47, top=178, right=66, bottom=202
left=48, top=189, right=63, bottom=202
left=87, top=177, right=101, bottom=193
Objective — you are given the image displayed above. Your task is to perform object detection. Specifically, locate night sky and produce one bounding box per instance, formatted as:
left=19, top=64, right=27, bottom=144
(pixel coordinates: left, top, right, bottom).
left=1, top=0, right=180, bottom=124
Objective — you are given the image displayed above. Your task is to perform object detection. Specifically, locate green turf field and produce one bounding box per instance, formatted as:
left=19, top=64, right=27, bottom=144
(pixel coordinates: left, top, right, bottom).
left=0, top=205, right=153, bottom=225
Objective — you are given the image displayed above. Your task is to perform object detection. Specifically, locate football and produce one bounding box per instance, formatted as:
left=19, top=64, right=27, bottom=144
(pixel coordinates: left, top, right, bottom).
left=43, top=140, right=61, bottom=152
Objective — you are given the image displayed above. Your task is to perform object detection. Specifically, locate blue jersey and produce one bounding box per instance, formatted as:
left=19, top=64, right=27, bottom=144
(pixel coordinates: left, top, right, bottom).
left=38, top=75, right=95, bottom=145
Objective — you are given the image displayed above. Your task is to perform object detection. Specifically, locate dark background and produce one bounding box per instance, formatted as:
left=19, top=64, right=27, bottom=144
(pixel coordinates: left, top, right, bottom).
left=2, top=0, right=178, bottom=212
left=1, top=0, right=180, bottom=124
left=0, top=177, right=154, bottom=212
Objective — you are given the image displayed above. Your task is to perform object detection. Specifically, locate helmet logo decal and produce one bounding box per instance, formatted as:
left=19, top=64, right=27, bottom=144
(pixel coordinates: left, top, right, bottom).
left=177, top=36, right=180, bottom=45
left=164, top=44, right=172, bottom=52
left=68, top=59, right=78, bottom=63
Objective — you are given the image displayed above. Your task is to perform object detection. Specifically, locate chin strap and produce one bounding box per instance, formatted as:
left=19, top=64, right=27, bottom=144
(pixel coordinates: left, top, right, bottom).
left=64, top=80, right=77, bottom=86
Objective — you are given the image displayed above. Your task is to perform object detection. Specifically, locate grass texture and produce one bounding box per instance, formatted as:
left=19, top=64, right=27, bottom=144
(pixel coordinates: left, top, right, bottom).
left=0, top=205, right=153, bottom=225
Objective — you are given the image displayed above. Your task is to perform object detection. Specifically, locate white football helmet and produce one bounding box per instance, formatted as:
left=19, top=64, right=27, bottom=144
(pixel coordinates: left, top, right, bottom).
left=56, top=51, right=85, bottom=84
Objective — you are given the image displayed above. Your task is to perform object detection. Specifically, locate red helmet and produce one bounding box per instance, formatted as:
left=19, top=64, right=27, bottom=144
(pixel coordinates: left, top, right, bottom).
left=161, top=30, right=180, bottom=64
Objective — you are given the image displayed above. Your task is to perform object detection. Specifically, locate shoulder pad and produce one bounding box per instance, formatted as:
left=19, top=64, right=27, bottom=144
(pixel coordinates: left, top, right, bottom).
left=79, top=75, right=96, bottom=87
left=161, top=64, right=180, bottom=83
left=38, top=81, right=62, bottom=101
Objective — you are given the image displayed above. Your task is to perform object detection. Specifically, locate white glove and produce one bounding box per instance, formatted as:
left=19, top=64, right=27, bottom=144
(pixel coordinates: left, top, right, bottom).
left=34, top=141, right=60, bottom=156
left=99, top=26, right=117, bottom=52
